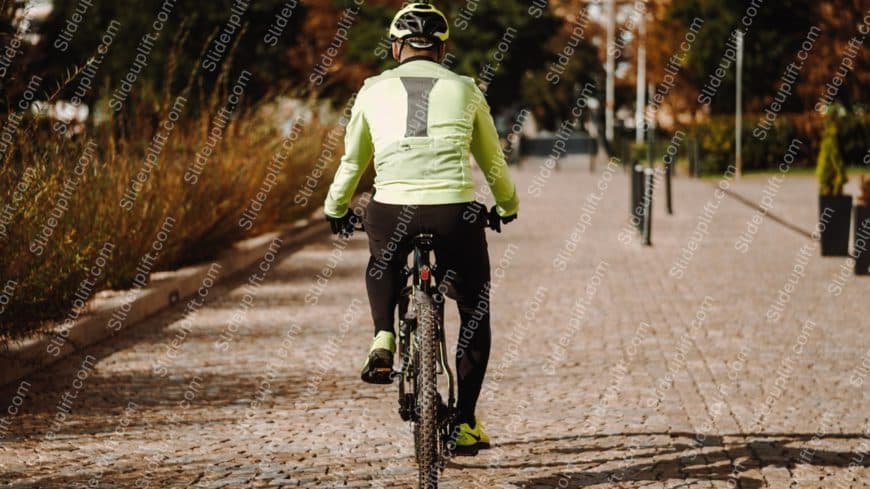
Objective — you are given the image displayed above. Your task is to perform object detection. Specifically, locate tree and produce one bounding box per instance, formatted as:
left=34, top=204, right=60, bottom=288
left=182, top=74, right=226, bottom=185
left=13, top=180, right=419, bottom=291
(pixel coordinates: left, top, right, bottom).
left=0, top=0, right=40, bottom=104
left=24, top=0, right=306, bottom=116
left=519, top=4, right=602, bottom=131
left=660, top=0, right=866, bottom=116
left=816, top=121, right=847, bottom=196
left=798, top=0, right=868, bottom=111
left=17, top=0, right=602, bottom=131
left=341, top=0, right=564, bottom=115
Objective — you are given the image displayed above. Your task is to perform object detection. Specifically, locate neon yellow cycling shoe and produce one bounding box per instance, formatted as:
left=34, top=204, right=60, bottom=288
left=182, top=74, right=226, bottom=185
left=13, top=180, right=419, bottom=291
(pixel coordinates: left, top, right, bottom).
left=361, top=331, right=395, bottom=384
left=451, top=418, right=490, bottom=455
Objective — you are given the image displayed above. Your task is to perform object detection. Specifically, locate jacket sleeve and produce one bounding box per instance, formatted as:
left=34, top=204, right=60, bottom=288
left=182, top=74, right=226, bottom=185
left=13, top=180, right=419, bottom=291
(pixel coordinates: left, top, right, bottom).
left=324, top=90, right=374, bottom=218
left=469, top=87, right=519, bottom=217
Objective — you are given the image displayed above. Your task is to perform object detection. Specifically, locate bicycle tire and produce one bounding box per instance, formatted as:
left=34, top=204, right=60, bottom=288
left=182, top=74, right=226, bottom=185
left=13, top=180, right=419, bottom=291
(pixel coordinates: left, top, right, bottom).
left=415, top=291, right=440, bottom=489
left=413, top=344, right=421, bottom=463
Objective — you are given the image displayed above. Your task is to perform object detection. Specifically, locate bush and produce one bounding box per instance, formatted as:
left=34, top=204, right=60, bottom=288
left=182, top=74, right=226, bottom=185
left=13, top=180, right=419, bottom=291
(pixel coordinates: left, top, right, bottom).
left=612, top=127, right=668, bottom=166
left=691, top=116, right=735, bottom=175
left=628, top=142, right=648, bottom=165
left=0, top=95, right=336, bottom=343
left=689, top=115, right=806, bottom=174
left=816, top=122, right=848, bottom=196
left=688, top=111, right=868, bottom=175
left=859, top=175, right=870, bottom=206
left=834, top=107, right=870, bottom=165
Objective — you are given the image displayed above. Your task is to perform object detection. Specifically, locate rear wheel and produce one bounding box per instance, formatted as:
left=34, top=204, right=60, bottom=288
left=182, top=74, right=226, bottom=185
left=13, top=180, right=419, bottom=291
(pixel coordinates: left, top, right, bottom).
left=415, top=292, right=440, bottom=488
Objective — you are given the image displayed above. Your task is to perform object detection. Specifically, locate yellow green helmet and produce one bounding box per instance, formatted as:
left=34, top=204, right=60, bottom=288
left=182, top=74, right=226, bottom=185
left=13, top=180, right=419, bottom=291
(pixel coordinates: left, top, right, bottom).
left=389, top=2, right=450, bottom=46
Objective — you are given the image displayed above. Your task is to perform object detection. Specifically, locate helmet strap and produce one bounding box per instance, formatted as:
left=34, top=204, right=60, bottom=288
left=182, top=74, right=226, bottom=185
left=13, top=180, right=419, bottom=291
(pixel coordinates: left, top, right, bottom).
left=397, top=39, right=408, bottom=61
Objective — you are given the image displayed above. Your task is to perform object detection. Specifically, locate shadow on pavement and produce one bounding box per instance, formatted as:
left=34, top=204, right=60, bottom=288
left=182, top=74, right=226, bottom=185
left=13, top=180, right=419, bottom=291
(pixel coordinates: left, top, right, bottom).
left=454, top=432, right=868, bottom=488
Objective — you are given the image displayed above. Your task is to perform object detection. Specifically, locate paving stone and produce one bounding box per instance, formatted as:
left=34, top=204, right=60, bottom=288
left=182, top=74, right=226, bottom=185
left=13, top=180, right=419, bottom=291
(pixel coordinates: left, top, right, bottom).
left=0, top=158, right=867, bottom=488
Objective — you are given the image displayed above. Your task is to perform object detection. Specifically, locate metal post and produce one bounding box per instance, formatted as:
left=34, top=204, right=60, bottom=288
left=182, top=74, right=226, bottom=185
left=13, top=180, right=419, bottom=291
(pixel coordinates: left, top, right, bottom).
left=635, top=9, right=646, bottom=144
left=642, top=168, right=654, bottom=246
left=605, top=0, right=615, bottom=143
left=735, top=29, right=744, bottom=179
left=632, top=162, right=643, bottom=231
left=646, top=117, right=657, bottom=171
left=665, top=156, right=674, bottom=215
left=646, top=82, right=656, bottom=170
left=693, top=138, right=701, bottom=177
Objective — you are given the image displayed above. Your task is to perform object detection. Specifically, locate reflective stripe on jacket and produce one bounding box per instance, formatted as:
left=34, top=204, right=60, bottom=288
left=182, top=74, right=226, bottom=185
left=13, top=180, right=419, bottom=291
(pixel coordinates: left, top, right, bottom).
left=324, top=58, right=519, bottom=218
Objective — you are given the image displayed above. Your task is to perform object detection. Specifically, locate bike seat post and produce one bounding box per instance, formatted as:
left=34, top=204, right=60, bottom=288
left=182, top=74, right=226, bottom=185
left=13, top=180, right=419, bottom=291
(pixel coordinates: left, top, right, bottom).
left=413, top=233, right=435, bottom=252
left=412, top=234, right=435, bottom=292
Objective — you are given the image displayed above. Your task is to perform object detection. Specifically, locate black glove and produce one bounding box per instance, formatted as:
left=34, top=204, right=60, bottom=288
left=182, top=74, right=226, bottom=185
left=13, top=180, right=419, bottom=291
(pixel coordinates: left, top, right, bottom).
left=488, top=205, right=517, bottom=233
left=326, top=211, right=358, bottom=236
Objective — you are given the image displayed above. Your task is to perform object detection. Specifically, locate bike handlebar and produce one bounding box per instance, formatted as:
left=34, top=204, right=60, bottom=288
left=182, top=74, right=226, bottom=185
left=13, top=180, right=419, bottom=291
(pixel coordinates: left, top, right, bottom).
left=338, top=205, right=506, bottom=238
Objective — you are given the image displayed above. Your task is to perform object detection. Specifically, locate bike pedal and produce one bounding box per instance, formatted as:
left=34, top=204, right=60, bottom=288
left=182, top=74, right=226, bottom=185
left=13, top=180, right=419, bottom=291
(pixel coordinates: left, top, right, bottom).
left=361, top=362, right=394, bottom=384
left=446, top=444, right=480, bottom=457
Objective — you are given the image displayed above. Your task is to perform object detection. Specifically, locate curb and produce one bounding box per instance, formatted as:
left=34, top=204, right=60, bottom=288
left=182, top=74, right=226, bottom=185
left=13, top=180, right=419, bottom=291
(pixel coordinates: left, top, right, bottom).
left=0, top=219, right=331, bottom=387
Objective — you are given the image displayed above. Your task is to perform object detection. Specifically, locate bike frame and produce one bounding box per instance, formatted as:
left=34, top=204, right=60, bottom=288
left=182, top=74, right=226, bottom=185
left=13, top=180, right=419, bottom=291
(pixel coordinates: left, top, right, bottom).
left=346, top=206, right=501, bottom=487
left=395, top=234, right=456, bottom=431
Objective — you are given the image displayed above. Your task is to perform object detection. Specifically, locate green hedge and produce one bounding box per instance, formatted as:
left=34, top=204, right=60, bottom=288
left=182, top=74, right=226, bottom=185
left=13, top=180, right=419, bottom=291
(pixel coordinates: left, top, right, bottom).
left=689, top=110, right=868, bottom=175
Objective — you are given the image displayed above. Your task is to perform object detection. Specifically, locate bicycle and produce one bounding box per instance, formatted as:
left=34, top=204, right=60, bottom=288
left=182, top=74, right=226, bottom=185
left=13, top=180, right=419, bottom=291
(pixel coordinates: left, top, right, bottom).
left=340, top=207, right=498, bottom=488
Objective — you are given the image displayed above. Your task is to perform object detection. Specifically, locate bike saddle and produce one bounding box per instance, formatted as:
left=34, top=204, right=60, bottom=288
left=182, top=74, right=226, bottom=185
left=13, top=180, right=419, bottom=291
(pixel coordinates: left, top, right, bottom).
left=413, top=233, right=435, bottom=250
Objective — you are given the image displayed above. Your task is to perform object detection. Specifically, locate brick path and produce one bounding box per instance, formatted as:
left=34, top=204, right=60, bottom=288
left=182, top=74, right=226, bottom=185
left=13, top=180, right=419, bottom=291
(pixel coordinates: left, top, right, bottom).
left=1, top=157, right=868, bottom=488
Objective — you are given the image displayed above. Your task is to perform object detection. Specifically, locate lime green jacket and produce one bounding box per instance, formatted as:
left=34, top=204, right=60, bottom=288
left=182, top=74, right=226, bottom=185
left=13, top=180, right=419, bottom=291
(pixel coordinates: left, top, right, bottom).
left=324, top=58, right=519, bottom=218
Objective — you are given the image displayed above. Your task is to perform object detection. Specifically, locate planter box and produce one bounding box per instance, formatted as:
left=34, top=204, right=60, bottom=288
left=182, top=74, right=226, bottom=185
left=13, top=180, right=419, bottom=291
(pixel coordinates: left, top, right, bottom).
left=818, top=194, right=852, bottom=257
left=855, top=205, right=870, bottom=275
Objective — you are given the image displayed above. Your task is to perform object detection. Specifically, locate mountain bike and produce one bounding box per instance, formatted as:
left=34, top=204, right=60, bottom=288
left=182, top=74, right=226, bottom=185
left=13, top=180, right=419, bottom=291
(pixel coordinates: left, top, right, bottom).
left=342, top=209, right=498, bottom=488
left=394, top=232, right=455, bottom=488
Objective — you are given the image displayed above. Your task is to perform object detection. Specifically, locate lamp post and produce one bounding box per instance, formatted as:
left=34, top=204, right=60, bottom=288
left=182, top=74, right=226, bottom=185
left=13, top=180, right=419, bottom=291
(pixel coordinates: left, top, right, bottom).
left=735, top=29, right=744, bottom=179
left=635, top=8, right=646, bottom=144
left=605, top=0, right=615, bottom=143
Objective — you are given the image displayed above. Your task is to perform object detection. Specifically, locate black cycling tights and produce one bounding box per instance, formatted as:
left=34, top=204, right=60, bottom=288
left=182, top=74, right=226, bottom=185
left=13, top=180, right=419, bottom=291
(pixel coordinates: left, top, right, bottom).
left=363, top=199, right=491, bottom=425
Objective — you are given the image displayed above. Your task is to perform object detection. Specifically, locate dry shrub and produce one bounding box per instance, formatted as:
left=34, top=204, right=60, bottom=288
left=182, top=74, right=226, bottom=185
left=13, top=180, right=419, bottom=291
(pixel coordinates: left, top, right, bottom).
left=0, top=95, right=337, bottom=342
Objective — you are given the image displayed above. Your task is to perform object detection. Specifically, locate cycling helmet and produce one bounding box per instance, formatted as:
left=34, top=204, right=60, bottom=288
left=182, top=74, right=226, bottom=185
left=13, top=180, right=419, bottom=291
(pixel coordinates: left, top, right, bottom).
left=389, top=2, right=449, bottom=49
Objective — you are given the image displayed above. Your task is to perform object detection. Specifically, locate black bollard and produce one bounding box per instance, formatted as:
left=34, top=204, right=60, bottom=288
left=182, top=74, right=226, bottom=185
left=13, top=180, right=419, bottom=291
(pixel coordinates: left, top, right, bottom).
left=642, top=168, right=654, bottom=246
left=854, top=207, right=870, bottom=275
left=632, top=163, right=644, bottom=231
left=665, top=159, right=674, bottom=215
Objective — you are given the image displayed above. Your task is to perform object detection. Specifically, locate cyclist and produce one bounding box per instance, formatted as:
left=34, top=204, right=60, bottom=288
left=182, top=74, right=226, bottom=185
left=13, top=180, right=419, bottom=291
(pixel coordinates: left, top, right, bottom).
left=323, top=2, right=518, bottom=454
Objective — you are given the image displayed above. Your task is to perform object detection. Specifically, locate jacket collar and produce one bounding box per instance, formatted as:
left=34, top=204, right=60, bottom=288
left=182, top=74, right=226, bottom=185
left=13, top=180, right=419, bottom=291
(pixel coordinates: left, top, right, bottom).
left=399, top=55, right=439, bottom=66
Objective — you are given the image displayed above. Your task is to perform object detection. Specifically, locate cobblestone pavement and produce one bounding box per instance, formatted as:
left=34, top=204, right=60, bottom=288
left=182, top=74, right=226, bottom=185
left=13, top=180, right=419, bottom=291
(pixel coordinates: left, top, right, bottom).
left=1, top=157, right=868, bottom=488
